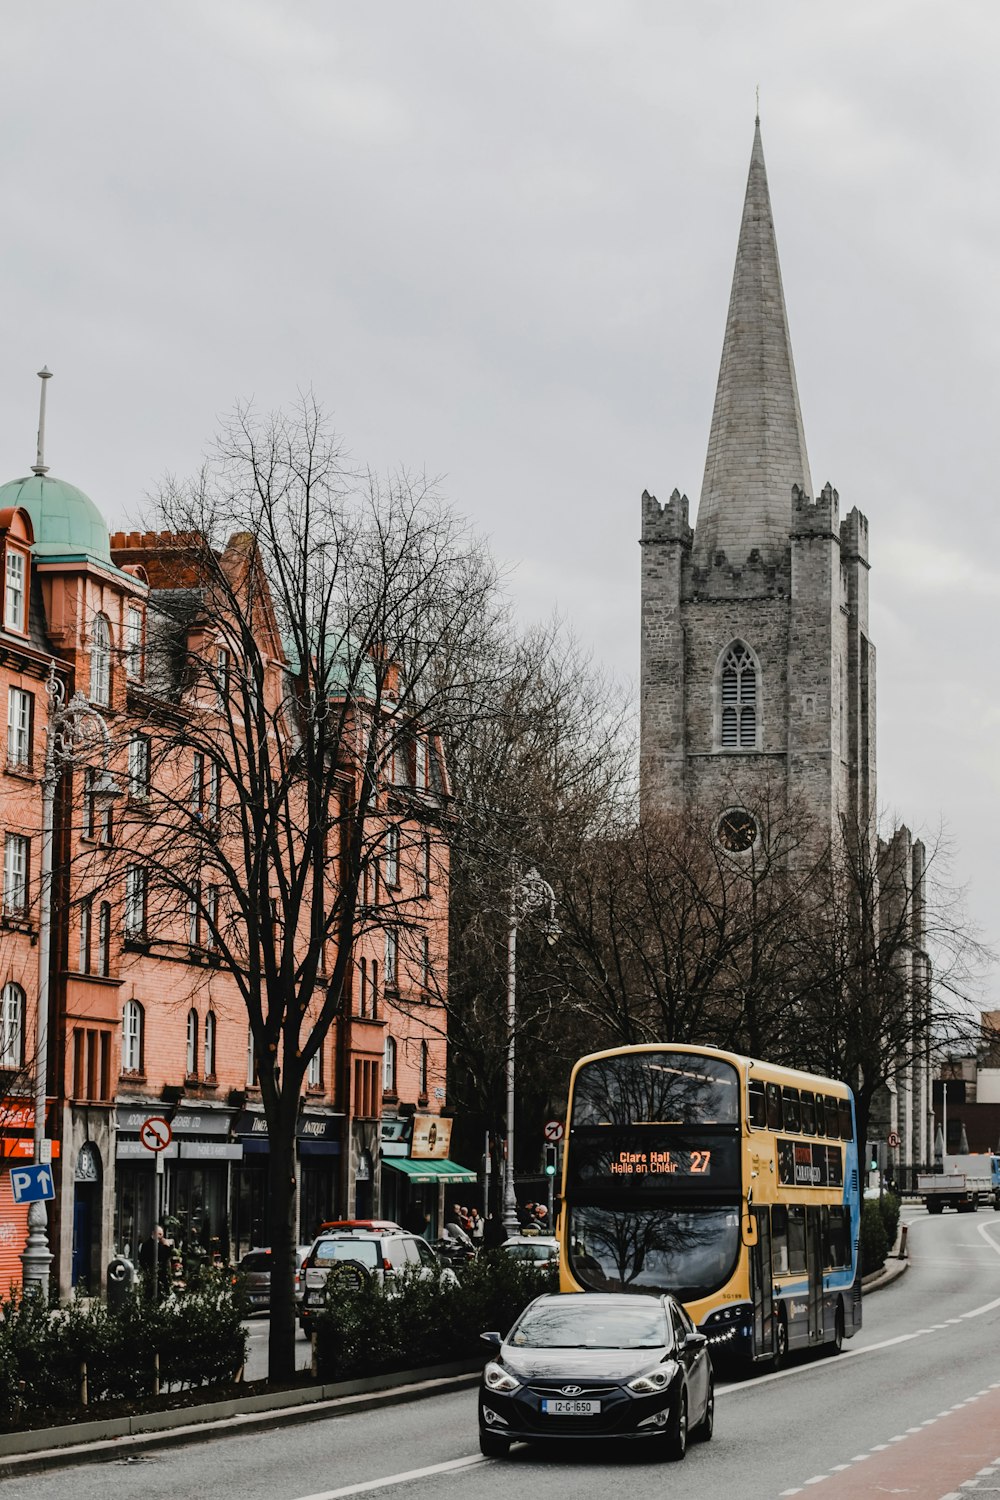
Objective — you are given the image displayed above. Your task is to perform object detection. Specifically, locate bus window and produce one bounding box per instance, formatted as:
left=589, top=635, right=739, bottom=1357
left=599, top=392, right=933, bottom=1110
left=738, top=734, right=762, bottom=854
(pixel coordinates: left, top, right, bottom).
left=800, top=1091, right=816, bottom=1135
left=824, top=1095, right=840, bottom=1137
left=813, top=1095, right=825, bottom=1137
left=828, top=1206, right=850, bottom=1267
left=571, top=1051, right=740, bottom=1127
left=787, top=1205, right=806, bottom=1273
left=748, top=1079, right=767, bottom=1129
left=838, top=1097, right=853, bottom=1140
left=771, top=1206, right=789, bottom=1275
left=782, top=1088, right=801, bottom=1132
left=765, top=1082, right=783, bottom=1131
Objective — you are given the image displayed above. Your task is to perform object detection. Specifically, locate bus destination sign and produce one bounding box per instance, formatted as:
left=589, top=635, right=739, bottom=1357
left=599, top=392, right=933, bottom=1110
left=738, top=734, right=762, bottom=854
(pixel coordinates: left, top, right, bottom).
left=611, top=1148, right=711, bottom=1178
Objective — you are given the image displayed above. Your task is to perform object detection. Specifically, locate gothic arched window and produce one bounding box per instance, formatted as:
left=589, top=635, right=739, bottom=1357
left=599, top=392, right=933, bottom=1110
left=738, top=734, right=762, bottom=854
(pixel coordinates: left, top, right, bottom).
left=90, top=614, right=112, bottom=706
left=719, top=642, right=758, bottom=749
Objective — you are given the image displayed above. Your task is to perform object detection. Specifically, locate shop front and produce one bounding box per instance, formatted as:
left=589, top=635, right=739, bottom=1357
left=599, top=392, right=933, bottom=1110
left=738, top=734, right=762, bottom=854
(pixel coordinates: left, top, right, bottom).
left=380, top=1114, right=475, bottom=1236
left=0, top=1099, right=61, bottom=1291
left=114, top=1103, right=237, bottom=1269
left=297, top=1111, right=342, bottom=1241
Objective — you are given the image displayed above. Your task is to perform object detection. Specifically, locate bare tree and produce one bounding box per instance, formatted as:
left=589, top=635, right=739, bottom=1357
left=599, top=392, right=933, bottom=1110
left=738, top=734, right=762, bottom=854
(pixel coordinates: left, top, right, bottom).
left=112, top=397, right=501, bottom=1379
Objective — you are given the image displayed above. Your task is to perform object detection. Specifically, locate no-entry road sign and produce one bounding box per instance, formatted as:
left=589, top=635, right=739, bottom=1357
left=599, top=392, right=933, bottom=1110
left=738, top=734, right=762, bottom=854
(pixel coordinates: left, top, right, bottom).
left=10, top=1163, right=55, bottom=1204
left=543, top=1120, right=565, bottom=1143
left=887, top=1130, right=900, bottom=1149
left=140, top=1116, right=173, bottom=1153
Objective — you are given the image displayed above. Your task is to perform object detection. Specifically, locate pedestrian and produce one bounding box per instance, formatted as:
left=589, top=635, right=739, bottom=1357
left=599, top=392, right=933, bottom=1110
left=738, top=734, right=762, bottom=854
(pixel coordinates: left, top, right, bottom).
left=138, top=1223, right=171, bottom=1300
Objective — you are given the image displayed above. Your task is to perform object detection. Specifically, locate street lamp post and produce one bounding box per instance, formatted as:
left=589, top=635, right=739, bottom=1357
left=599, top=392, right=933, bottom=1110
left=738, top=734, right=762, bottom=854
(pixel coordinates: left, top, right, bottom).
left=20, top=667, right=120, bottom=1297
left=502, top=868, right=558, bottom=1237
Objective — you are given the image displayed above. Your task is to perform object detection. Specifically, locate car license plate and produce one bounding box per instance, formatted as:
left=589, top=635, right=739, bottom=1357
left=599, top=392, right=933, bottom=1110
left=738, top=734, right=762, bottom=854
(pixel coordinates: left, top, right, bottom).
left=541, top=1399, right=601, bottom=1416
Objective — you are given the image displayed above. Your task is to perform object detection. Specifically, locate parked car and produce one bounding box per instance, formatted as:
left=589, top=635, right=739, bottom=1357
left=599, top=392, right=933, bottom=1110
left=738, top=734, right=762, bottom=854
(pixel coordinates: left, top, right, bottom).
left=298, top=1229, right=457, bottom=1333
left=499, top=1236, right=560, bottom=1273
left=238, top=1245, right=313, bottom=1312
left=477, top=1291, right=714, bottom=1460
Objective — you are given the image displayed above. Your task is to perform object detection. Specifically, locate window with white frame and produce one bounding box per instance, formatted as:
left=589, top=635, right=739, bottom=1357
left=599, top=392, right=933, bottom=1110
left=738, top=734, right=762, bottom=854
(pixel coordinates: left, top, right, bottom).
left=79, top=895, right=93, bottom=973
left=216, top=647, right=230, bottom=711
left=206, top=758, right=220, bottom=825
left=383, top=1034, right=397, bottom=1094
left=204, top=1011, right=217, bottom=1078
left=384, top=928, right=397, bottom=989
left=204, top=884, right=218, bottom=949
left=124, top=865, right=147, bottom=938
left=97, top=902, right=111, bottom=977
left=414, top=737, right=428, bottom=790
left=89, top=614, right=112, bottom=706
left=186, top=1008, right=199, bottom=1077
left=307, top=1044, right=322, bottom=1088
left=7, top=687, right=32, bottom=767
left=384, top=825, right=399, bottom=888
left=125, top=606, right=144, bottom=680
left=4, top=548, right=26, bottom=632
left=3, top=833, right=29, bottom=915
left=420, top=831, right=431, bottom=897
left=246, top=1026, right=257, bottom=1088
left=0, top=982, right=24, bottom=1067
left=83, top=767, right=113, bottom=844
left=191, top=751, right=204, bottom=817
left=719, top=642, right=758, bottom=749
left=187, top=883, right=201, bottom=947
left=128, top=734, right=150, bottom=800
left=122, top=999, right=144, bottom=1073
left=418, top=1040, right=428, bottom=1098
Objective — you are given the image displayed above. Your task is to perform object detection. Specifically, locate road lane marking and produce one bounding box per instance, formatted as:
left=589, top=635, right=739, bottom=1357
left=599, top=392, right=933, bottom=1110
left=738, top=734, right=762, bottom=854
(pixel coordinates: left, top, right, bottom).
left=293, top=1455, right=483, bottom=1500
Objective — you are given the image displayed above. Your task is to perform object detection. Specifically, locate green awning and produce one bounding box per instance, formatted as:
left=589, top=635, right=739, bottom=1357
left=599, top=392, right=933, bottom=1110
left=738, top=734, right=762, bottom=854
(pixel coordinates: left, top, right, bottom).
left=382, top=1157, right=477, bottom=1185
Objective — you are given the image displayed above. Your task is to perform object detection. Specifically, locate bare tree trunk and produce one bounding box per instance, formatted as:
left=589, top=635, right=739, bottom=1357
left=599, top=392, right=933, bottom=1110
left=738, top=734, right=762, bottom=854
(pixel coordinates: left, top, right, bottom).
left=267, top=1128, right=299, bottom=1384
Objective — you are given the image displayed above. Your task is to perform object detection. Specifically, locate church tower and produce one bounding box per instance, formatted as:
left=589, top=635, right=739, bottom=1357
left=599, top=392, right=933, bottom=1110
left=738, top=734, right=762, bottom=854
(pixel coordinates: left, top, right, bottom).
left=639, top=120, right=876, bottom=850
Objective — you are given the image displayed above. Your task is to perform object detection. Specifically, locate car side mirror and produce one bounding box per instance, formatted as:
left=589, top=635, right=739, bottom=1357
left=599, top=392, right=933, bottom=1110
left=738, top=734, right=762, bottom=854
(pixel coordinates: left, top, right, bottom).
left=480, top=1331, right=502, bottom=1350
left=684, top=1331, right=708, bottom=1352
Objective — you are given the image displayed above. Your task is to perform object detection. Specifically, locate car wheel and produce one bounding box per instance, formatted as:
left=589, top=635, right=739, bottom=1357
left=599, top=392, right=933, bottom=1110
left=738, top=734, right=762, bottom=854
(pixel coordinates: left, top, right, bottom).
left=664, top=1391, right=687, bottom=1461
left=328, top=1259, right=371, bottom=1292
left=825, top=1305, right=844, bottom=1357
left=479, top=1430, right=510, bottom=1458
left=691, top=1378, right=714, bottom=1442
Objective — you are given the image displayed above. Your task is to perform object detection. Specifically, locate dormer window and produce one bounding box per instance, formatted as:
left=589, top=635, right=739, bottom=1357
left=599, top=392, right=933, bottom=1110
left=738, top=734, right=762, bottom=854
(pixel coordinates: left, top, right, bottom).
left=4, top=547, right=27, bottom=633
left=90, top=614, right=112, bottom=706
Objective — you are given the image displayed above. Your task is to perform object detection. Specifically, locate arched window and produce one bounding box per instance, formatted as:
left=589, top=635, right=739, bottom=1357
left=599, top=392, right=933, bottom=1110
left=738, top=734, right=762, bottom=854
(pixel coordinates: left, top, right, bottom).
left=204, top=1011, right=217, bottom=1079
left=0, top=982, right=25, bottom=1068
left=122, top=999, right=144, bottom=1074
left=90, top=614, right=112, bottom=706
left=418, top=1040, right=429, bottom=1099
left=383, top=1035, right=396, bottom=1095
left=186, top=1008, right=199, bottom=1078
left=719, top=642, right=758, bottom=749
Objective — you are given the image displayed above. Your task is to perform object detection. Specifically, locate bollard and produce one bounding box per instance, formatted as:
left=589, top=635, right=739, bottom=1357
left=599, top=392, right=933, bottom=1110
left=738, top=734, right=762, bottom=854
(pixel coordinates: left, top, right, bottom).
left=311, top=1332, right=318, bottom=1379
left=153, top=1350, right=160, bottom=1397
left=79, top=1360, right=88, bottom=1407
left=898, top=1224, right=908, bottom=1259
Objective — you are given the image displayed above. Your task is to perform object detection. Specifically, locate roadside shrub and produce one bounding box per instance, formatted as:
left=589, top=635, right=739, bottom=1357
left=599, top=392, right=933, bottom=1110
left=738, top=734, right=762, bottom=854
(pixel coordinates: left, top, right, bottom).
left=878, top=1191, right=901, bottom=1251
left=0, top=1273, right=248, bottom=1428
left=313, top=1252, right=555, bottom=1383
left=860, top=1198, right=889, bottom=1275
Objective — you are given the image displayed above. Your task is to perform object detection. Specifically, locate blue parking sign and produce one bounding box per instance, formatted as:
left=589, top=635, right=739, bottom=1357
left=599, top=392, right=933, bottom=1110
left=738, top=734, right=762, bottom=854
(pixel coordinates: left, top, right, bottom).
left=9, top=1164, right=55, bottom=1204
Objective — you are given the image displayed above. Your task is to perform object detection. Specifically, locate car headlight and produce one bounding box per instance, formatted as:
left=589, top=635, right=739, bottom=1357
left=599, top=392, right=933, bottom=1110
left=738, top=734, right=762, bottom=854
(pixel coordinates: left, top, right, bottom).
left=484, top=1361, right=521, bottom=1394
left=627, top=1361, right=677, bottom=1394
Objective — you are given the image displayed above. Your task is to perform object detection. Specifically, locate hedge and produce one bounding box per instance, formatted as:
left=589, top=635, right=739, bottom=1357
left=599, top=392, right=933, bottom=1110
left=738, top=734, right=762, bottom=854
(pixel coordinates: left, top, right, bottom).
left=313, top=1251, right=557, bottom=1382
left=0, top=1269, right=248, bottom=1429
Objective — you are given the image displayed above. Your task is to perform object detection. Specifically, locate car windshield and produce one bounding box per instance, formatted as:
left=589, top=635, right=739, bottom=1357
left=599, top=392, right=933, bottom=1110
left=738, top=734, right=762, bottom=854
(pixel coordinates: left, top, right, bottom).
left=509, top=1298, right=669, bottom=1350
left=507, top=1243, right=556, bottom=1261
left=312, top=1239, right=380, bottom=1268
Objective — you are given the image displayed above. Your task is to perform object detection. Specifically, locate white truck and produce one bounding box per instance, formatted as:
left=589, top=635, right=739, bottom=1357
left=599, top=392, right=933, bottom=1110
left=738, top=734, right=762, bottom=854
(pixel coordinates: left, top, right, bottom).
left=918, top=1153, right=1000, bottom=1214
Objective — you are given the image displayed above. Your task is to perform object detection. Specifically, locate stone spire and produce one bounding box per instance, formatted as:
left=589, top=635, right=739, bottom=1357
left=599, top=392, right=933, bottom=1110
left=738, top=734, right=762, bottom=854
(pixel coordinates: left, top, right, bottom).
left=693, top=119, right=812, bottom=565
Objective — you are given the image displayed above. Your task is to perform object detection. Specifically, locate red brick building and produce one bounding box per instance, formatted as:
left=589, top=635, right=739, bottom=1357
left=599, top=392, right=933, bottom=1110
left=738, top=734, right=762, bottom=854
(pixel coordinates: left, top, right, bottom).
left=0, top=451, right=461, bottom=1297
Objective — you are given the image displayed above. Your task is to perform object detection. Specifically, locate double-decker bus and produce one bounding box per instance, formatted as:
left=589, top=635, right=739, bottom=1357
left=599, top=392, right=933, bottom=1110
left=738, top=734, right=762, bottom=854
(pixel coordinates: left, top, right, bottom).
left=558, top=1044, right=862, bottom=1368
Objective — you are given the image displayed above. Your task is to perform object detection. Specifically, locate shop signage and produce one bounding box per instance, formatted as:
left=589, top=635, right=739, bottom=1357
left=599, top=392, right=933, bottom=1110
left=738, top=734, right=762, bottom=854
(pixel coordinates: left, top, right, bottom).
left=115, top=1106, right=232, bottom=1136
left=117, top=1139, right=179, bottom=1160
left=1, top=1138, right=62, bottom=1160
left=179, top=1142, right=243, bottom=1161
left=296, top=1114, right=341, bottom=1142
left=234, top=1111, right=270, bottom=1138
left=75, top=1144, right=101, bottom=1183
left=410, top=1114, right=452, bottom=1160
left=0, top=1099, right=52, bottom=1132
left=381, top=1119, right=411, bottom=1143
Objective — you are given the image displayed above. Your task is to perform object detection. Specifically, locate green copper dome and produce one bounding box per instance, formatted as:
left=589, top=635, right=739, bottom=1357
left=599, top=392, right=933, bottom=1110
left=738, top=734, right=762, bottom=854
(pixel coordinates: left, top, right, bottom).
left=0, top=473, right=111, bottom=564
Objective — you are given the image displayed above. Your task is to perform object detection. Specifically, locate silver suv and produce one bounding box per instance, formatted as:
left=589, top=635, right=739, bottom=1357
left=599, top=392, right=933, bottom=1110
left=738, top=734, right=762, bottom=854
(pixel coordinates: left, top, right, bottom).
left=298, top=1230, right=456, bottom=1333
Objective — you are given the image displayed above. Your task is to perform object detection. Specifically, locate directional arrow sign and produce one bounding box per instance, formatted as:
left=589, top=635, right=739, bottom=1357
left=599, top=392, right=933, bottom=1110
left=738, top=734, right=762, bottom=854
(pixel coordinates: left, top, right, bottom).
left=140, top=1116, right=173, bottom=1152
left=10, top=1163, right=55, bottom=1204
left=543, top=1119, right=565, bottom=1143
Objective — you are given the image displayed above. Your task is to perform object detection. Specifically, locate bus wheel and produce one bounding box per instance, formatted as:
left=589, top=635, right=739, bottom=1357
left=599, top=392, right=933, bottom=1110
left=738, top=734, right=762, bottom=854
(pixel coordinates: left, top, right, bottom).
left=769, top=1313, right=788, bottom=1372
left=825, top=1306, right=844, bottom=1357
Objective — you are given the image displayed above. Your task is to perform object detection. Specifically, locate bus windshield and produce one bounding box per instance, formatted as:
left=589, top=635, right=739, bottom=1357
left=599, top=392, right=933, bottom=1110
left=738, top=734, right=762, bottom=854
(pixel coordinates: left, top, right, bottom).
left=568, top=1204, right=741, bottom=1301
left=571, top=1051, right=740, bottom=1128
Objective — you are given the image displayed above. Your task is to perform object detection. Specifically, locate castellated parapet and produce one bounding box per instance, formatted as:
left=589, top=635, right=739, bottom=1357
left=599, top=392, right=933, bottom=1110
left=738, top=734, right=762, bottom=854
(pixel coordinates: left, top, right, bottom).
left=839, top=506, right=870, bottom=567
left=641, top=488, right=694, bottom=546
left=790, top=481, right=839, bottom=539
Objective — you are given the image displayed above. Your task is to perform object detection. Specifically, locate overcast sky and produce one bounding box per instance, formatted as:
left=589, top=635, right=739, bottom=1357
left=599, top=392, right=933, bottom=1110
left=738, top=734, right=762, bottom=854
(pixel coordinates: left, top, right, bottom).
left=3, top=2, right=999, bottom=1000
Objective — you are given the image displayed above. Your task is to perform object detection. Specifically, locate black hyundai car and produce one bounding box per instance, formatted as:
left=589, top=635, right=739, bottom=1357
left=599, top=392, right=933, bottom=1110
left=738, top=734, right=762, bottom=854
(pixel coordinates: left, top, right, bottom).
left=478, top=1292, right=714, bottom=1460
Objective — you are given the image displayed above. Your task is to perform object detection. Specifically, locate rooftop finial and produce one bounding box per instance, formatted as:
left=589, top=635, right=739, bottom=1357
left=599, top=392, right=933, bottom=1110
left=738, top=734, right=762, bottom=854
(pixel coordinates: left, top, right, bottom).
left=755, top=84, right=760, bottom=126
left=32, top=366, right=53, bottom=477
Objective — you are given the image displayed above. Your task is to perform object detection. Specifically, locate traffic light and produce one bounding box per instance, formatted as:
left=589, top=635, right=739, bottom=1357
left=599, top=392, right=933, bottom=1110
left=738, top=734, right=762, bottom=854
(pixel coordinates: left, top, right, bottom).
left=544, top=1144, right=558, bottom=1177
